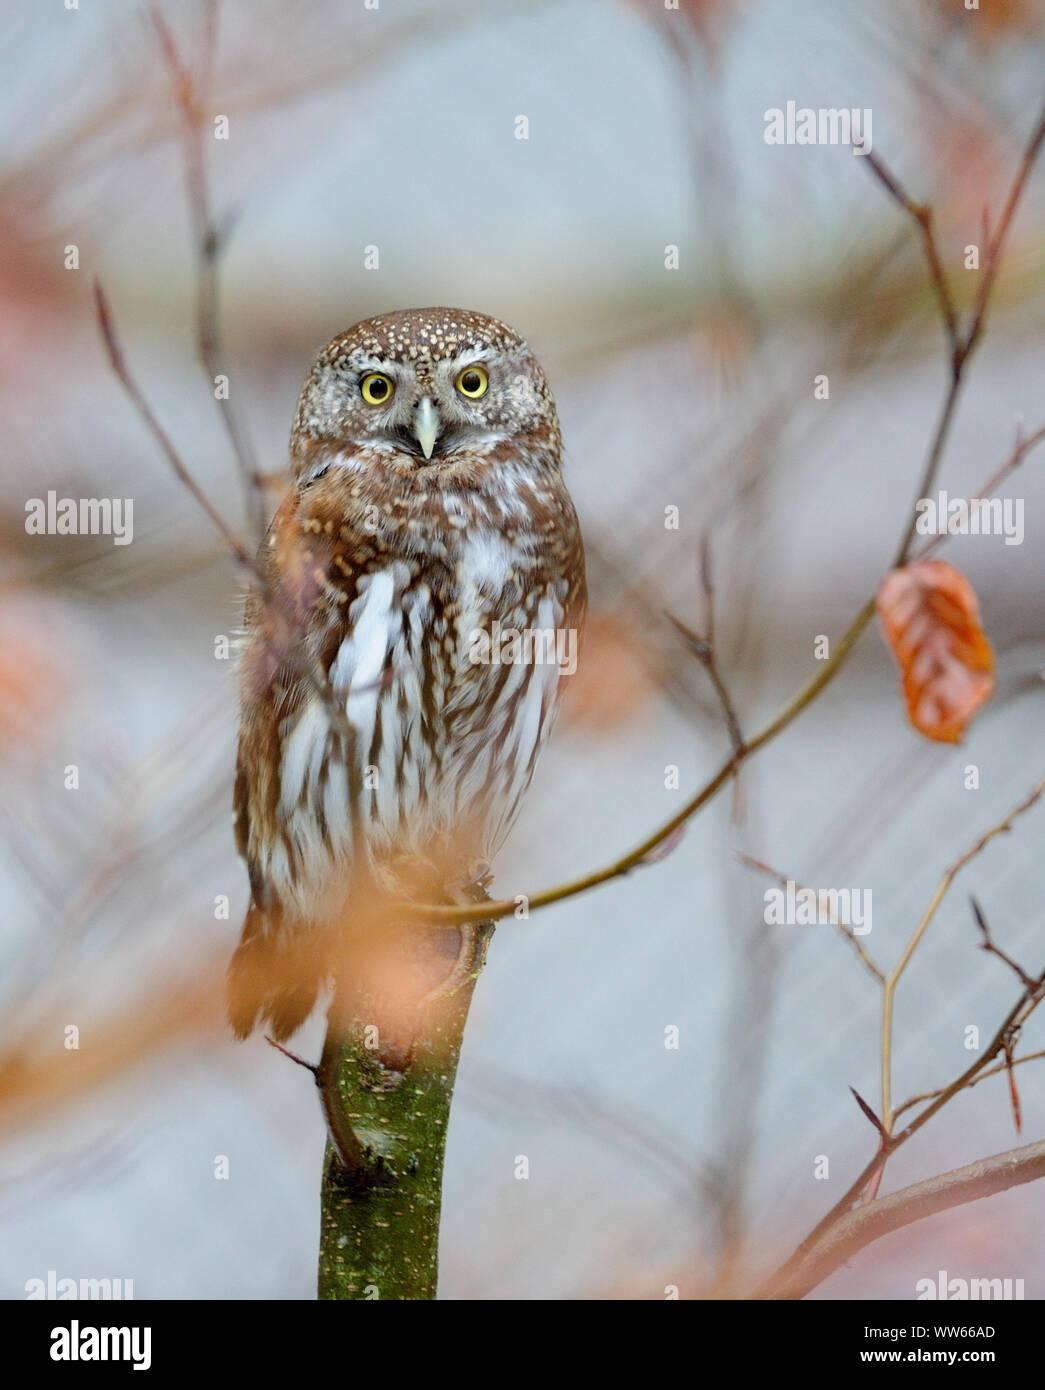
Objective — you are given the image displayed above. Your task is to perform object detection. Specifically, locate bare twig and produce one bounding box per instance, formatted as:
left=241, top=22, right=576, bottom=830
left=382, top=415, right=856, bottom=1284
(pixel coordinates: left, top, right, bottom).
left=667, top=609, right=745, bottom=760
left=94, top=280, right=257, bottom=575
left=893, top=1049, right=1045, bottom=1121
left=910, top=421, right=1045, bottom=561
left=863, top=150, right=960, bottom=358
left=879, top=773, right=1045, bottom=1133
left=265, top=1036, right=317, bottom=1075
left=970, top=896, right=1038, bottom=991
left=758, top=770, right=1045, bottom=1298
left=735, top=851, right=884, bottom=983
left=865, top=100, right=1045, bottom=567
left=151, top=5, right=265, bottom=541
left=95, top=279, right=364, bottom=754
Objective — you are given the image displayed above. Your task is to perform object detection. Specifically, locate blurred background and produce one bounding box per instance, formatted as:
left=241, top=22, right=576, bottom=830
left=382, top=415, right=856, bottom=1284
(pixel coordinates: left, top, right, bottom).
left=2, top=0, right=1045, bottom=1299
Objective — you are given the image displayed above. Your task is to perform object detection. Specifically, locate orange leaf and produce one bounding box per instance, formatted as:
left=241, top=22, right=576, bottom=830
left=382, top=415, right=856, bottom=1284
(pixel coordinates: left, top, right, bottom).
left=876, top=560, right=995, bottom=743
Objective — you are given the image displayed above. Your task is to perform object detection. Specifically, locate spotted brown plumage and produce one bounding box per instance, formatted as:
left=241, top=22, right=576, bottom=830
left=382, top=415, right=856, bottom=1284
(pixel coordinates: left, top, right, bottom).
left=228, top=308, right=586, bottom=1039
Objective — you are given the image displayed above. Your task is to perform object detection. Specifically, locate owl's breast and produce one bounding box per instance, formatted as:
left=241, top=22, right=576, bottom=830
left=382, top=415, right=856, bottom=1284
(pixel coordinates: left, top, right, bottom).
left=253, top=521, right=575, bottom=914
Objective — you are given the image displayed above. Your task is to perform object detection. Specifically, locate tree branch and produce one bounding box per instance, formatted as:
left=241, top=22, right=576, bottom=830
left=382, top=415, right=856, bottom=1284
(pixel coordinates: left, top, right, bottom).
left=317, top=921, right=494, bottom=1299
left=764, top=1139, right=1045, bottom=1300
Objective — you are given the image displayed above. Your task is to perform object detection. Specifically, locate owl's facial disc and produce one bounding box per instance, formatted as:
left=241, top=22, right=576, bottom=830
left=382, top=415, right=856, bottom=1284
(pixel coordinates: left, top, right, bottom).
left=291, top=309, right=559, bottom=481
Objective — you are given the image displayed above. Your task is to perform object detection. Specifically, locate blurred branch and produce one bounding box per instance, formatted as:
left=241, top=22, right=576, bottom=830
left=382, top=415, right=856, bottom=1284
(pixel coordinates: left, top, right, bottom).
left=0, top=961, right=225, bottom=1131
left=667, top=536, right=746, bottom=763
left=93, top=280, right=257, bottom=574
left=151, top=4, right=265, bottom=541
left=863, top=150, right=960, bottom=356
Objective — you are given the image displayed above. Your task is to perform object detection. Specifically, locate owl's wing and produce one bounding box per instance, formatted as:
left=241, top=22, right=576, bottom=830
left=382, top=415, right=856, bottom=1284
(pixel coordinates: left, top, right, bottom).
left=229, top=487, right=404, bottom=1037
left=466, top=519, right=587, bottom=863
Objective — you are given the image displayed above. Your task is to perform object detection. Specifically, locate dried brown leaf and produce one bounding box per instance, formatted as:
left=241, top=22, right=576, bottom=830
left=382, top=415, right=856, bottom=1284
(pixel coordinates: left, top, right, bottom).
left=876, top=560, right=994, bottom=743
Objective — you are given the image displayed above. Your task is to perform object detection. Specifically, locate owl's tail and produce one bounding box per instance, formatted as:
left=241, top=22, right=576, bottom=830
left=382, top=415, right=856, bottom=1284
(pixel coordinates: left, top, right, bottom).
left=226, top=903, right=326, bottom=1041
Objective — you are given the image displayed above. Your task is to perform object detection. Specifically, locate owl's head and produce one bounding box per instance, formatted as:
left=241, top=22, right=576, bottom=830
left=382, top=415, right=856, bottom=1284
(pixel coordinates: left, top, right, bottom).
left=290, top=307, right=560, bottom=482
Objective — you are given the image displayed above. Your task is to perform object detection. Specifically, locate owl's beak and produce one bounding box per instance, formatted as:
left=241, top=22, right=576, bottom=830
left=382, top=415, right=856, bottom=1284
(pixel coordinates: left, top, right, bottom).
left=413, top=396, right=440, bottom=460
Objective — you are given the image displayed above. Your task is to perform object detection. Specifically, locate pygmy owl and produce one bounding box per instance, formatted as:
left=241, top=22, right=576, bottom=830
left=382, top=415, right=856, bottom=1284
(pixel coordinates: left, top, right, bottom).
left=227, top=307, right=586, bottom=1043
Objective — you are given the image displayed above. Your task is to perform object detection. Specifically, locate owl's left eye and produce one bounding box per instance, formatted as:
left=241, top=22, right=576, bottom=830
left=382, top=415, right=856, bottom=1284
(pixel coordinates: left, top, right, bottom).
left=455, top=366, right=489, bottom=399
left=360, top=373, right=395, bottom=405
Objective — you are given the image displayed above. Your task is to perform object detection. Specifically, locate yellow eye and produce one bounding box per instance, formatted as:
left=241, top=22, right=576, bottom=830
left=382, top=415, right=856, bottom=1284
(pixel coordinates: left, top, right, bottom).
left=360, top=373, right=394, bottom=405
left=455, top=365, right=489, bottom=399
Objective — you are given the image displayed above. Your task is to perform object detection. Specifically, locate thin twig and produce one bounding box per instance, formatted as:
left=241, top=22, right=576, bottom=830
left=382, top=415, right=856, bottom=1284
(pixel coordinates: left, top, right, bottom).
left=151, top=5, right=265, bottom=541
left=667, top=610, right=745, bottom=760
left=863, top=150, right=959, bottom=358
left=735, top=851, right=884, bottom=983
left=879, top=773, right=1045, bottom=1133
left=970, top=895, right=1039, bottom=990
left=892, top=1049, right=1045, bottom=1121
left=265, top=1036, right=317, bottom=1075
left=910, top=421, right=1045, bottom=561
left=94, top=280, right=257, bottom=575
left=865, top=100, right=1045, bottom=567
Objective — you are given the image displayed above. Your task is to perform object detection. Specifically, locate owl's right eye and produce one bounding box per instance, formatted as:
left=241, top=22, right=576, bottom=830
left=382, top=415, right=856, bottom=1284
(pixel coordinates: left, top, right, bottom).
left=360, top=373, right=395, bottom=405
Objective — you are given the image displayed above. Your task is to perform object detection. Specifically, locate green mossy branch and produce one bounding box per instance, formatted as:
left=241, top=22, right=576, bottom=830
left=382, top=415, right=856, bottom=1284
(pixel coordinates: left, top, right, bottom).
left=317, top=924, right=492, bottom=1300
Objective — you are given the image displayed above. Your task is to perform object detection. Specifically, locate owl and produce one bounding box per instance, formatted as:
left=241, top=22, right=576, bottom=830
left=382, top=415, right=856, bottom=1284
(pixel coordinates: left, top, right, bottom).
left=227, top=307, right=586, bottom=1045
